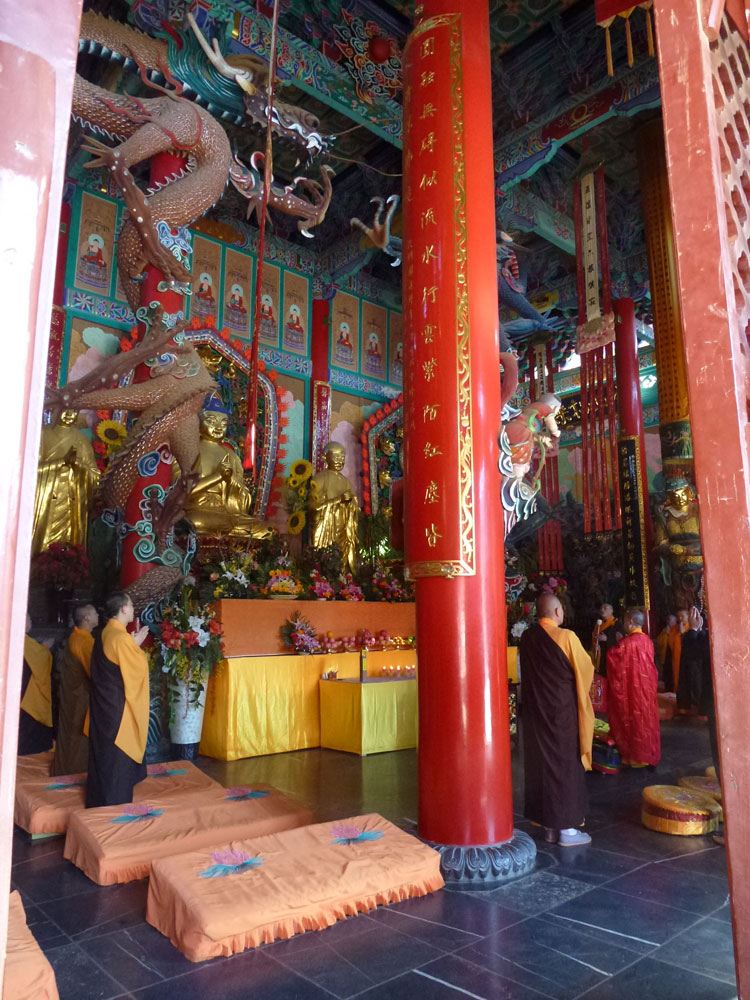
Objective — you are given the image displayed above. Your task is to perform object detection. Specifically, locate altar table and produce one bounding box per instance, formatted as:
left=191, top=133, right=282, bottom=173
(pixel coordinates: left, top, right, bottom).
left=319, top=677, right=418, bottom=756
left=199, top=650, right=419, bottom=761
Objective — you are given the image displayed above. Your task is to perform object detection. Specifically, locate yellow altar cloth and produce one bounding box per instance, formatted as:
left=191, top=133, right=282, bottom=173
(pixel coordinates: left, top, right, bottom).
left=199, top=653, right=360, bottom=761
left=319, top=677, right=418, bottom=756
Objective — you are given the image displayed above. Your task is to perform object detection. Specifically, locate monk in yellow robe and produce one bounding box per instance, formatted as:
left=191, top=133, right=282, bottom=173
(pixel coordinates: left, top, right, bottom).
left=52, top=603, right=99, bottom=776
left=519, top=593, right=594, bottom=847
left=85, top=591, right=150, bottom=807
left=19, top=615, right=54, bottom=755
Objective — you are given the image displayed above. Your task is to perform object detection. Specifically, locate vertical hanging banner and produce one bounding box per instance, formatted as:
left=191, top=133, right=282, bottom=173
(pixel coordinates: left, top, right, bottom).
left=223, top=249, right=253, bottom=336
left=331, top=291, right=360, bottom=372
left=403, top=13, right=474, bottom=578
left=190, top=235, right=222, bottom=323
left=361, top=300, right=387, bottom=379
left=258, top=262, right=281, bottom=346
left=574, top=165, right=620, bottom=535
left=618, top=436, right=650, bottom=608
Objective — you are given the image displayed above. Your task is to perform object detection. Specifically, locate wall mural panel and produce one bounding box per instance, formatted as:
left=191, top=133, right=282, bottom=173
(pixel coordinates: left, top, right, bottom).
left=258, top=262, right=281, bottom=347
left=190, top=234, right=223, bottom=323
left=331, top=291, right=360, bottom=372
left=281, top=270, right=310, bottom=355
left=361, top=300, right=387, bottom=380
left=389, top=311, right=403, bottom=386
left=268, top=373, right=307, bottom=533
left=223, top=248, right=254, bottom=336
left=75, top=192, right=116, bottom=296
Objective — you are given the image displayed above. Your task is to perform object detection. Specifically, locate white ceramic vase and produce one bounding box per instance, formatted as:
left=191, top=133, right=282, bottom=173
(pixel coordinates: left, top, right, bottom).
left=169, top=673, right=209, bottom=745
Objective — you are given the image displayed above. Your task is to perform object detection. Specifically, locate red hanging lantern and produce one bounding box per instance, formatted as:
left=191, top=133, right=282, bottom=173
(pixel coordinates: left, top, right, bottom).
left=368, top=36, right=391, bottom=64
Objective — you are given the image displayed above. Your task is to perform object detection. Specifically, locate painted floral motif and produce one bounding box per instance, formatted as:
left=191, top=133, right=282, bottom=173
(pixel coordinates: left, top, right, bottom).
left=44, top=775, right=86, bottom=790
left=198, top=849, right=263, bottom=878
left=146, top=765, right=188, bottom=777
left=225, top=787, right=271, bottom=801
left=110, top=803, right=164, bottom=824
left=330, top=824, right=384, bottom=845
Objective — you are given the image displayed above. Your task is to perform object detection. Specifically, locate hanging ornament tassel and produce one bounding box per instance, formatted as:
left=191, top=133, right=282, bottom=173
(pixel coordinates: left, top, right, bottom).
left=624, top=14, right=634, bottom=66
left=644, top=5, right=655, bottom=55
left=605, top=23, right=614, bottom=76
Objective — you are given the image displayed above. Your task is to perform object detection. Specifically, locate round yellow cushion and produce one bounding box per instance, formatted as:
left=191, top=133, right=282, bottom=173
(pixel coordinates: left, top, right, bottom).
left=678, top=775, right=722, bottom=802
left=641, top=785, right=722, bottom=836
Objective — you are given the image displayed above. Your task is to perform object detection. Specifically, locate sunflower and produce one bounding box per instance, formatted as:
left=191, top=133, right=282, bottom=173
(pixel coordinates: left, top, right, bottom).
left=287, top=475, right=301, bottom=489
left=96, top=420, right=127, bottom=448
left=290, top=459, right=313, bottom=483
left=287, top=511, right=306, bottom=535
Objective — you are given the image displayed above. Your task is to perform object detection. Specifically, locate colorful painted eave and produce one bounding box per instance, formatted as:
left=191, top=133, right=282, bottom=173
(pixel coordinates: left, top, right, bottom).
left=230, top=8, right=403, bottom=148
left=495, top=61, right=660, bottom=190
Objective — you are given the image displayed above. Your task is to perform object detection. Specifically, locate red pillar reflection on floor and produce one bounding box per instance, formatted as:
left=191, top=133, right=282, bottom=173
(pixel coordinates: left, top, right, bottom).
left=120, top=152, right=185, bottom=592
left=402, top=0, right=534, bottom=882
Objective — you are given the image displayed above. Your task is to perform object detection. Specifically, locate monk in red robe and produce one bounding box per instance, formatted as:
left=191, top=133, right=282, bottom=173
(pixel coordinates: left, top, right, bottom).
left=605, top=608, right=661, bottom=767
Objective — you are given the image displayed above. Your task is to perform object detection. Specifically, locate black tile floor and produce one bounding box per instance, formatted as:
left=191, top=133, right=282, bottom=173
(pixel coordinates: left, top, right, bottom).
left=11, top=718, right=737, bottom=999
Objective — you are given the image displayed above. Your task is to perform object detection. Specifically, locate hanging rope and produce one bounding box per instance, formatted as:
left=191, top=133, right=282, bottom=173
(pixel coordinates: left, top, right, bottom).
left=243, top=0, right=281, bottom=473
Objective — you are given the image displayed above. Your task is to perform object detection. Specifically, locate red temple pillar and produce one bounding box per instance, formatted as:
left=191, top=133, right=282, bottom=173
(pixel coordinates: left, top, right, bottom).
left=614, top=297, right=652, bottom=620
left=310, top=297, right=331, bottom=472
left=402, top=0, right=534, bottom=883
left=0, top=0, right=83, bottom=987
left=120, top=152, right=186, bottom=594
left=653, top=2, right=750, bottom=990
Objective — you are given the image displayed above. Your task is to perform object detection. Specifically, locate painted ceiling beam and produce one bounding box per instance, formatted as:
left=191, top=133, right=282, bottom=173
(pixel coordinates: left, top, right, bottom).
left=500, top=185, right=575, bottom=255
left=495, top=61, right=660, bottom=191
left=229, top=8, right=403, bottom=148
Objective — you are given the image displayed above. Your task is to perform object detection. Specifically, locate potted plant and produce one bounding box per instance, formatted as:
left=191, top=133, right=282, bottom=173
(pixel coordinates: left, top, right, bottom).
left=150, top=589, right=224, bottom=759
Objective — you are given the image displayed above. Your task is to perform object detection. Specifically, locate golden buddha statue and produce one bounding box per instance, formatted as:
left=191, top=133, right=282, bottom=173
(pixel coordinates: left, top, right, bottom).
left=654, top=477, right=703, bottom=605
left=182, top=394, right=272, bottom=539
left=32, top=410, right=99, bottom=556
left=308, top=441, right=360, bottom=571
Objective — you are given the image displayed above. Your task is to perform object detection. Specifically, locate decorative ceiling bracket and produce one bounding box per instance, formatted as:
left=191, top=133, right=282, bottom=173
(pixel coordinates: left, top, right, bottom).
left=499, top=186, right=575, bottom=255
left=230, top=8, right=403, bottom=148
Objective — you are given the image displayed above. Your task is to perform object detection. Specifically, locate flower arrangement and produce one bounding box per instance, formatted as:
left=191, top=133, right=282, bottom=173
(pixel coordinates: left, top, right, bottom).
left=283, top=459, right=314, bottom=535
left=212, top=554, right=262, bottom=599
left=309, top=569, right=335, bottom=600
left=150, top=591, right=224, bottom=709
left=32, top=543, right=90, bottom=591
left=339, top=573, right=364, bottom=601
left=280, top=612, right=322, bottom=654
left=526, top=572, right=568, bottom=597
left=263, top=553, right=303, bottom=596
left=371, top=562, right=413, bottom=602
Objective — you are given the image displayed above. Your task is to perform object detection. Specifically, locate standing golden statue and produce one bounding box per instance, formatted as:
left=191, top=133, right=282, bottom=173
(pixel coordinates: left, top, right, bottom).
left=653, top=477, right=703, bottom=607
left=32, top=410, right=99, bottom=556
left=182, top=393, right=271, bottom=539
left=308, top=442, right=360, bottom=572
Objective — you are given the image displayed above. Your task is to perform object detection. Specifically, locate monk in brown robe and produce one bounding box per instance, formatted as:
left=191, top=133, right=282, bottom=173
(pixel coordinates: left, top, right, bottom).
left=51, top=603, right=99, bottom=776
left=86, top=591, right=150, bottom=807
left=519, top=593, right=594, bottom=847
left=18, top=615, right=54, bottom=756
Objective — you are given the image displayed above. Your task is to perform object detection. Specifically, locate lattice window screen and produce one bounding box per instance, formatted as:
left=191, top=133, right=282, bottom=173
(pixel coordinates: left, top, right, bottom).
left=710, top=18, right=750, bottom=450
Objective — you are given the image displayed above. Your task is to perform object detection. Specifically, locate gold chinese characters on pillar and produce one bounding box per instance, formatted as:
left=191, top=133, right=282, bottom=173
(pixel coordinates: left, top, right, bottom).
left=402, top=13, right=474, bottom=579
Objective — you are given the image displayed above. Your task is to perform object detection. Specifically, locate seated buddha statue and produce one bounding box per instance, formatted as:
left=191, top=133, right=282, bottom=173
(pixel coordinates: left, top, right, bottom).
left=182, top=393, right=272, bottom=539
left=32, top=410, right=99, bottom=556
left=308, top=442, right=360, bottom=572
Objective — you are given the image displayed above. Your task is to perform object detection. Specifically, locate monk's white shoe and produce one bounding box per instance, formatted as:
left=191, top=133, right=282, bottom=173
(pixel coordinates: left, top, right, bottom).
left=558, top=830, right=591, bottom=847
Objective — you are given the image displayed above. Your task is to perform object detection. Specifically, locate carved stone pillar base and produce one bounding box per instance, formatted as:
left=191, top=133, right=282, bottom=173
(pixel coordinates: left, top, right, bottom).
left=424, top=830, right=537, bottom=889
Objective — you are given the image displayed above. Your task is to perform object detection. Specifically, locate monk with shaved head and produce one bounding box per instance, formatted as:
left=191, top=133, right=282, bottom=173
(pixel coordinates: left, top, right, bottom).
left=519, top=592, right=595, bottom=846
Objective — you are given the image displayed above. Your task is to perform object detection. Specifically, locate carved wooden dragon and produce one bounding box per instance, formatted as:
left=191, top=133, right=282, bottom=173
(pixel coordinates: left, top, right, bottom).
left=228, top=151, right=335, bottom=237
left=350, top=195, right=402, bottom=265
left=45, top=308, right=215, bottom=513
left=74, top=14, right=232, bottom=311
